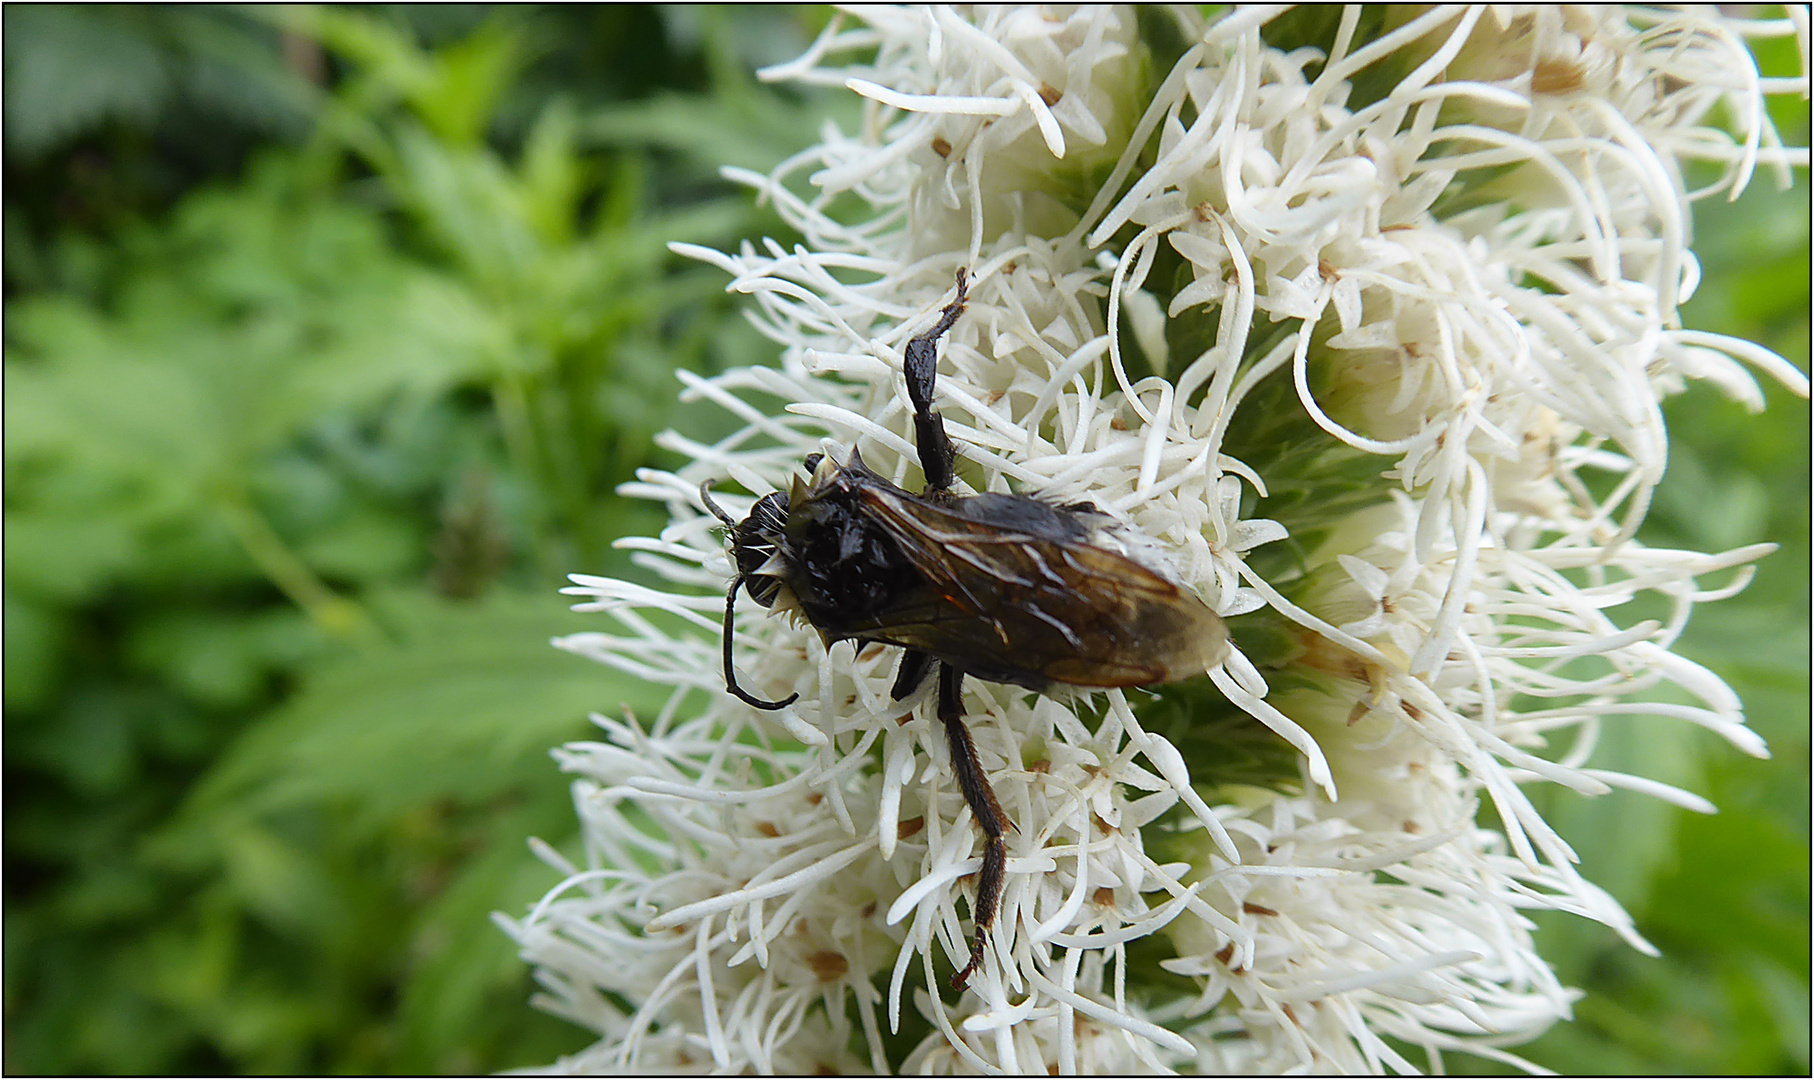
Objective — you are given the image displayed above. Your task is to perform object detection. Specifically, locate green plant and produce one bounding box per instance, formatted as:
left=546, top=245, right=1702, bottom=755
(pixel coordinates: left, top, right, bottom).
left=3, top=7, right=836, bottom=1072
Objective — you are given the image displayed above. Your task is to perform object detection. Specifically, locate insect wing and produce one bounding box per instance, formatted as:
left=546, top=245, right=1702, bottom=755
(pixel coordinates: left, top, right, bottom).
left=848, top=483, right=1221, bottom=687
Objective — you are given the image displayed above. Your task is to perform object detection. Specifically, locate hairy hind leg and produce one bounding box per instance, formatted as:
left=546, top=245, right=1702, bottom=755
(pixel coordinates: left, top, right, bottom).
left=936, top=662, right=1009, bottom=989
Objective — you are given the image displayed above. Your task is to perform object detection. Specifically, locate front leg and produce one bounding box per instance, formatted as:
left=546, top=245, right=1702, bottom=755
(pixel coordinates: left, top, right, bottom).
left=936, top=662, right=1009, bottom=989
left=902, top=269, right=968, bottom=494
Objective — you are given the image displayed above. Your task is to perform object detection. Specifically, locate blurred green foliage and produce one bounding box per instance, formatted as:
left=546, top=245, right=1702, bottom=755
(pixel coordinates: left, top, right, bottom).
left=4, top=6, right=837, bottom=1072
left=2, top=6, right=1805, bottom=1076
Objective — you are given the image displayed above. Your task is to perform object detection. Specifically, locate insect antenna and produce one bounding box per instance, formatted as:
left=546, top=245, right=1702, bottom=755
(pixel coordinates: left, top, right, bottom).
left=698, top=479, right=737, bottom=527
left=701, top=480, right=798, bottom=710
left=720, top=576, right=799, bottom=711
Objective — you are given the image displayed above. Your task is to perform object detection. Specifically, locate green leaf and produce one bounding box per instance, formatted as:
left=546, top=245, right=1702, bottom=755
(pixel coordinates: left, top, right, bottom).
left=170, top=585, right=674, bottom=836
left=214, top=821, right=350, bottom=939
left=125, top=606, right=319, bottom=711
left=415, top=14, right=527, bottom=146
left=2, top=6, right=171, bottom=158
left=394, top=806, right=593, bottom=1071
left=520, top=97, right=583, bottom=247
left=2, top=592, right=65, bottom=711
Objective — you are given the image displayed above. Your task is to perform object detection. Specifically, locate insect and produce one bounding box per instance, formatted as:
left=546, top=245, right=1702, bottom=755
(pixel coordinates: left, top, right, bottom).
left=701, top=269, right=1228, bottom=989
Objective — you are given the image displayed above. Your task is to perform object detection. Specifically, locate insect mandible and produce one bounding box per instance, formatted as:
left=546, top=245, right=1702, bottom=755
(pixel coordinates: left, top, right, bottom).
left=701, top=269, right=1229, bottom=989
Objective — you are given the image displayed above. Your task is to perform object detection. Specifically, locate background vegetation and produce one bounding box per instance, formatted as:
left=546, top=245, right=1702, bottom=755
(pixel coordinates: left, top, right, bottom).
left=4, top=7, right=1805, bottom=1074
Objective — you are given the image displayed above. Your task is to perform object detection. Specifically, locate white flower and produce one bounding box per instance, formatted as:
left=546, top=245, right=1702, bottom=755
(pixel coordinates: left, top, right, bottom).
left=499, top=6, right=1808, bottom=1073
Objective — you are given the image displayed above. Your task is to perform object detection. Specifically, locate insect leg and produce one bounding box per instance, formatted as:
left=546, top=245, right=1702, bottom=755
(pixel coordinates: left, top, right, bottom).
left=890, top=648, right=935, bottom=701
left=720, top=577, right=799, bottom=711
left=937, top=662, right=1009, bottom=990
left=902, top=269, right=969, bottom=493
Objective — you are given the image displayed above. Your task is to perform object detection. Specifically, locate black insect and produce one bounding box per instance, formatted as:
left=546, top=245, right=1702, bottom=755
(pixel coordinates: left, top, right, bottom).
left=701, top=269, right=1228, bottom=989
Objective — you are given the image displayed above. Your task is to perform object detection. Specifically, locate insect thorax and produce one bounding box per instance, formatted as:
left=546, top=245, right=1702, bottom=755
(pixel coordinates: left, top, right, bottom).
left=780, top=474, right=921, bottom=637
